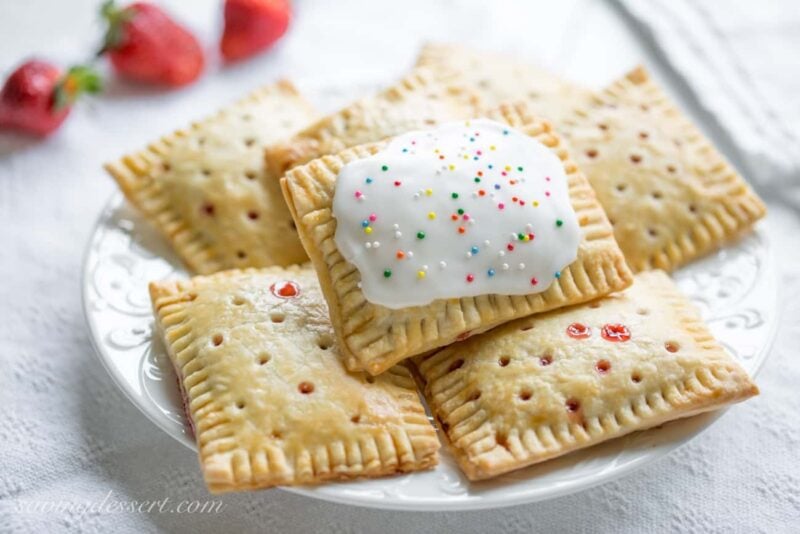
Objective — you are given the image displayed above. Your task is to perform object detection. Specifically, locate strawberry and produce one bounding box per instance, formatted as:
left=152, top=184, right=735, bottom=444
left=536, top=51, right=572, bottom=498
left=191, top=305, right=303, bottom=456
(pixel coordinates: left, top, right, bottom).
left=0, top=60, right=101, bottom=136
left=221, top=0, right=291, bottom=61
left=99, top=1, right=204, bottom=87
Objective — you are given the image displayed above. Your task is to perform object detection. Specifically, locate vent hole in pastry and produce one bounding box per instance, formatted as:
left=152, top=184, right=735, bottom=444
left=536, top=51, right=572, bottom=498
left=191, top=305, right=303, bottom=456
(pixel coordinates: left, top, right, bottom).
left=212, top=334, right=224, bottom=346
left=469, top=391, right=481, bottom=402
left=539, top=355, right=553, bottom=366
left=585, top=149, right=598, bottom=158
left=640, top=104, right=649, bottom=111
left=245, top=171, right=257, bottom=180
left=647, top=228, right=658, bottom=237
left=596, top=359, right=611, bottom=374
left=495, top=432, right=510, bottom=452
left=589, top=301, right=601, bottom=309
left=235, top=400, right=245, bottom=409
left=270, top=312, right=285, bottom=323
left=298, top=381, right=314, bottom=394
left=673, top=139, right=682, bottom=147
left=652, top=191, right=663, bottom=199
left=630, top=154, right=642, bottom=164
left=665, top=341, right=680, bottom=353
left=232, top=296, right=246, bottom=306
left=498, top=356, right=510, bottom=367
left=448, top=359, right=465, bottom=372
left=201, top=203, right=215, bottom=216
left=566, top=398, right=581, bottom=412
left=236, top=250, right=247, bottom=259
left=257, top=353, right=270, bottom=365
left=424, top=118, right=436, bottom=125
left=639, top=131, right=649, bottom=140
left=247, top=210, right=260, bottom=220
left=631, top=372, right=642, bottom=383
left=519, top=390, right=532, bottom=401
left=197, top=136, right=206, bottom=146
left=350, top=414, right=361, bottom=424
left=598, top=123, right=608, bottom=131
left=688, top=204, right=697, bottom=213
left=244, top=137, right=256, bottom=147
left=365, top=376, right=375, bottom=384
left=316, top=334, right=333, bottom=350
left=271, top=431, right=282, bottom=439
left=637, top=308, right=649, bottom=315
left=616, top=183, right=627, bottom=192
left=162, top=162, right=171, bottom=172
left=667, top=164, right=677, bottom=174
left=201, top=168, right=211, bottom=177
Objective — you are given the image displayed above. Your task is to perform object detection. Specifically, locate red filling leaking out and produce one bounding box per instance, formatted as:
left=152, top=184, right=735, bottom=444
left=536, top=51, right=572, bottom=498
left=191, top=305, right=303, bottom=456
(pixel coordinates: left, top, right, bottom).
left=270, top=280, right=300, bottom=299
left=601, top=323, right=631, bottom=342
left=456, top=330, right=472, bottom=342
left=175, top=373, right=195, bottom=439
left=566, top=322, right=591, bottom=339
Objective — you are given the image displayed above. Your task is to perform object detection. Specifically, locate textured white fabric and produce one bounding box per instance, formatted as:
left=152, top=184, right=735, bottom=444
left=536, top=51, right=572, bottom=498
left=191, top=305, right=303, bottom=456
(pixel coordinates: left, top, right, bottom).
left=1, top=1, right=798, bottom=532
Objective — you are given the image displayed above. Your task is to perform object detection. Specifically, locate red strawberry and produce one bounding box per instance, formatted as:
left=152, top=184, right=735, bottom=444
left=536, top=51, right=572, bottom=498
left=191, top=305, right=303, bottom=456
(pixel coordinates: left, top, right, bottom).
left=0, top=60, right=101, bottom=136
left=221, top=0, right=291, bottom=62
left=99, top=1, right=204, bottom=87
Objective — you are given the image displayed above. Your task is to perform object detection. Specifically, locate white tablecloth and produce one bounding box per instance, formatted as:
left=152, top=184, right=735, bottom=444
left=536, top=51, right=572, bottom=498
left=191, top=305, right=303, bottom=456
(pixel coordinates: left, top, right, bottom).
left=1, top=1, right=798, bottom=532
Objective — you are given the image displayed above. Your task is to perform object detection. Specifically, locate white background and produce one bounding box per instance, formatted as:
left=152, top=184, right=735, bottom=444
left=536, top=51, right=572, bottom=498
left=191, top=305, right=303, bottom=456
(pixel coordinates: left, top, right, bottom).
left=1, top=0, right=799, bottom=532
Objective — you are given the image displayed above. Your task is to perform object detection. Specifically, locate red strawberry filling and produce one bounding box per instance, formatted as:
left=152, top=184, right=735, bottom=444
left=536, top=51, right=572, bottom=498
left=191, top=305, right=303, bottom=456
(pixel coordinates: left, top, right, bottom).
left=601, top=323, right=631, bottom=342
left=270, top=280, right=300, bottom=298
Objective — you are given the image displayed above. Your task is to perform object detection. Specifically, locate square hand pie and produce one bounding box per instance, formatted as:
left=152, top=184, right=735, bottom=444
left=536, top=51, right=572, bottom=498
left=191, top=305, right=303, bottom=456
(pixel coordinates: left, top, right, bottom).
left=264, top=66, right=483, bottom=178
left=414, top=270, right=758, bottom=481
left=558, top=67, right=766, bottom=272
left=149, top=266, right=440, bottom=493
left=106, top=80, right=318, bottom=275
left=281, top=103, right=633, bottom=376
left=415, top=43, right=593, bottom=125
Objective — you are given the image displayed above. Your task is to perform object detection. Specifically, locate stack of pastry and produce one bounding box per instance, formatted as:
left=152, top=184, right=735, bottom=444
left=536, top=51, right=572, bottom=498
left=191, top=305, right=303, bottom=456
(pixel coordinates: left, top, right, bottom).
left=105, top=45, right=765, bottom=493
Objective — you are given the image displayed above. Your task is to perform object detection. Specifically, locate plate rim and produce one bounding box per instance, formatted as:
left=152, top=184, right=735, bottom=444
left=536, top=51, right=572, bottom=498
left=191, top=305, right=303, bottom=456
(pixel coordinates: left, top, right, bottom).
left=81, top=192, right=779, bottom=511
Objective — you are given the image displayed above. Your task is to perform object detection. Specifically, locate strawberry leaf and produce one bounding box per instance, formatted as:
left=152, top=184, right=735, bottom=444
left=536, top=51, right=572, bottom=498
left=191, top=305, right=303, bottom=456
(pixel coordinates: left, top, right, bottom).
left=98, top=0, right=137, bottom=56
left=53, top=65, right=103, bottom=111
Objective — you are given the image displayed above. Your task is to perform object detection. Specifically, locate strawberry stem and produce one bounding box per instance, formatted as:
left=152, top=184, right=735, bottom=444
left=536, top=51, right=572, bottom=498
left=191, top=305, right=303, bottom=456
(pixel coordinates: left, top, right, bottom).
left=53, top=65, right=102, bottom=111
left=97, top=0, right=136, bottom=57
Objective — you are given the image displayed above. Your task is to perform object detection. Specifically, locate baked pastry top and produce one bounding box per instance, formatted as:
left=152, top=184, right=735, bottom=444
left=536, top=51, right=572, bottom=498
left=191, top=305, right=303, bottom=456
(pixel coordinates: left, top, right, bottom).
left=414, top=270, right=758, bottom=480
left=264, top=66, right=483, bottom=178
left=558, top=67, right=766, bottom=272
left=281, top=102, right=633, bottom=375
left=415, top=43, right=593, bottom=125
left=106, top=80, right=318, bottom=274
left=149, top=266, right=440, bottom=493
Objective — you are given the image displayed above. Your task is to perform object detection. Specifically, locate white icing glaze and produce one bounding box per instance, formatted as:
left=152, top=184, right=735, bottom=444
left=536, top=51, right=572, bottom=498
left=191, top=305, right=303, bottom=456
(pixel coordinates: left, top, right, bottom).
left=331, top=119, right=581, bottom=309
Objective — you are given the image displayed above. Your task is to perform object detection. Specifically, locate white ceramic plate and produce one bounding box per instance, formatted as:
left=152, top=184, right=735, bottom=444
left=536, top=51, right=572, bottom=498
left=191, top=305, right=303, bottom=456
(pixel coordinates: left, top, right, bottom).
left=83, top=193, right=777, bottom=511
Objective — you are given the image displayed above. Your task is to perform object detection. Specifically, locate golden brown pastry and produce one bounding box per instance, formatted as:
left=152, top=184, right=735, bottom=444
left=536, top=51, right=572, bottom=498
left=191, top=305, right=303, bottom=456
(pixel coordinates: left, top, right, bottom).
left=281, top=103, right=633, bottom=375
left=150, top=266, right=440, bottom=493
left=415, top=270, right=758, bottom=480
left=415, top=43, right=593, bottom=124
left=264, top=66, right=483, bottom=178
left=106, top=80, right=318, bottom=274
left=559, top=67, right=766, bottom=271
